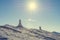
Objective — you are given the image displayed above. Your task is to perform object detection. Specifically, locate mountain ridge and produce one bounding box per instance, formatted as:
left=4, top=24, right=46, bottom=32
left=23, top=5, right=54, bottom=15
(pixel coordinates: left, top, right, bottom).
left=0, top=20, right=60, bottom=40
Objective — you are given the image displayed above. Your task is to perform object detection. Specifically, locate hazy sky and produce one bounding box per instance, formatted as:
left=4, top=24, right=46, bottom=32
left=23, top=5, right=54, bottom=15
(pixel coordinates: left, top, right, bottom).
left=0, top=0, right=60, bottom=32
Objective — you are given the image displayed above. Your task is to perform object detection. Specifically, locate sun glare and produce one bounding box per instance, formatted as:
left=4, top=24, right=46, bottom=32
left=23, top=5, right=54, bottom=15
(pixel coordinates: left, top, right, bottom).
left=27, top=1, right=38, bottom=12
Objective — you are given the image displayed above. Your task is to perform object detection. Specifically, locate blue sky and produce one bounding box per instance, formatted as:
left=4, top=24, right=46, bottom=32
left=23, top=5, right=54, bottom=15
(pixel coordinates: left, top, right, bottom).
left=0, top=0, right=60, bottom=32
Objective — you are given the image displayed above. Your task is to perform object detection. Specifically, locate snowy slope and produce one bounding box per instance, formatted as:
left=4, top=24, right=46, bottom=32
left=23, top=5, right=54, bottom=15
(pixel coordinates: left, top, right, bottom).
left=0, top=25, right=60, bottom=40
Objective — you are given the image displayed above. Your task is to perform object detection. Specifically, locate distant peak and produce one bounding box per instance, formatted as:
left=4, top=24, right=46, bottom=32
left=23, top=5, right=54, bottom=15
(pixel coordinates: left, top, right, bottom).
left=19, top=19, right=21, bottom=24
left=17, top=19, right=23, bottom=28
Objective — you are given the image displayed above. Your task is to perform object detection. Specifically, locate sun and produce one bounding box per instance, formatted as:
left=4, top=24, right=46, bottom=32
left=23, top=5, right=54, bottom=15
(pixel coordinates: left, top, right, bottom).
left=27, top=2, right=37, bottom=11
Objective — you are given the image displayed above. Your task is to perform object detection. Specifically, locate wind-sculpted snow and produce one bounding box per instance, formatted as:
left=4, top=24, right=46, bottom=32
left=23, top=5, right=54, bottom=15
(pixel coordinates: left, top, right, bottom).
left=0, top=26, right=42, bottom=40
left=0, top=25, right=60, bottom=40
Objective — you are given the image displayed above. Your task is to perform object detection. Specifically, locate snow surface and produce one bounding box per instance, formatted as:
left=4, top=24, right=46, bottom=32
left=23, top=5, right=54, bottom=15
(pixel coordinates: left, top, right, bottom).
left=0, top=25, right=60, bottom=40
